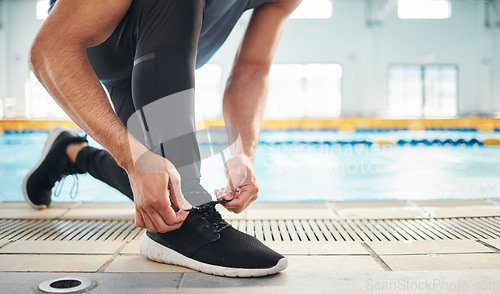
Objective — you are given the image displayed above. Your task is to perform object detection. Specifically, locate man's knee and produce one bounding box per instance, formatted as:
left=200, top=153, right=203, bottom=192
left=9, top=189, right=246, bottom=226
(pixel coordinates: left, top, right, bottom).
left=132, top=44, right=196, bottom=108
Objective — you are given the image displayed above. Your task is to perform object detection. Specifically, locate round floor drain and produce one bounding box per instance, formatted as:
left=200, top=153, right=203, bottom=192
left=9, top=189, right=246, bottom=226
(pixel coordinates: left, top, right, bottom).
left=38, top=277, right=94, bottom=293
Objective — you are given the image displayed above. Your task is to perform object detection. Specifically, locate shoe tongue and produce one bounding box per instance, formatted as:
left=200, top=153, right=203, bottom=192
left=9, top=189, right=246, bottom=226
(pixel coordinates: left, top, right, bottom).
left=193, top=201, right=221, bottom=221
left=192, top=200, right=218, bottom=211
left=191, top=201, right=229, bottom=232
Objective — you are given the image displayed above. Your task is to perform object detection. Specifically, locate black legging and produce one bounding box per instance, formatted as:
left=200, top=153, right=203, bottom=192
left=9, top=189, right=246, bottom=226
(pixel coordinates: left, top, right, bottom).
left=74, top=0, right=207, bottom=205
left=73, top=0, right=269, bottom=206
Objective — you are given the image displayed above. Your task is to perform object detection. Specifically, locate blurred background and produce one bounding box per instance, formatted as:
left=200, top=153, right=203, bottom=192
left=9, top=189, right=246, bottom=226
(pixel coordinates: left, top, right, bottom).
left=1, top=0, right=500, bottom=203
left=0, top=0, right=499, bottom=119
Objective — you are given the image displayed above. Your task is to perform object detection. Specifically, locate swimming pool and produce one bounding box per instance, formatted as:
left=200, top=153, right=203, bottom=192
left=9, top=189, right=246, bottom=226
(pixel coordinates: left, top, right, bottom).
left=1, top=130, right=499, bottom=203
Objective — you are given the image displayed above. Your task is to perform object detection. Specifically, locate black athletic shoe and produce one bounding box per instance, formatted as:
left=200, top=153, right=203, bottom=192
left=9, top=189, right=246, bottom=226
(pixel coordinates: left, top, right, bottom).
left=140, top=201, right=288, bottom=277
left=22, top=126, right=88, bottom=209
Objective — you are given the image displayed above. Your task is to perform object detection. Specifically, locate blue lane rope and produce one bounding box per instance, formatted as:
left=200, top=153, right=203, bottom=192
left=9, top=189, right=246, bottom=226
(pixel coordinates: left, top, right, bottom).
left=199, top=138, right=483, bottom=146
left=0, top=129, right=489, bottom=146
left=395, top=138, right=482, bottom=146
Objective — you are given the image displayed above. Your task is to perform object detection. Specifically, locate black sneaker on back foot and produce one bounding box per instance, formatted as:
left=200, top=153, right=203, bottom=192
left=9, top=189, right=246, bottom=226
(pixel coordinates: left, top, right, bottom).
left=22, top=126, right=88, bottom=209
left=140, top=200, right=287, bottom=277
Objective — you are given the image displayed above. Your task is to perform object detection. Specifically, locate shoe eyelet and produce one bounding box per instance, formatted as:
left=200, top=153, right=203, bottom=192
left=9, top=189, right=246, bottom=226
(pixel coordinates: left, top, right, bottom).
left=208, top=232, right=220, bottom=242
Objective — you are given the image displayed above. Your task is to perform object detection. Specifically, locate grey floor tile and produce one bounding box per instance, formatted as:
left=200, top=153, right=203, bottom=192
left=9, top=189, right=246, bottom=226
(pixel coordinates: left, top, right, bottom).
left=0, top=240, right=125, bottom=254
left=90, top=273, right=182, bottom=294
left=105, top=255, right=194, bottom=273
left=423, top=206, right=500, bottom=218
left=332, top=201, right=411, bottom=209
left=482, top=239, right=500, bottom=251
left=0, top=201, right=80, bottom=210
left=0, top=202, right=29, bottom=208
left=414, top=200, right=495, bottom=207
left=2, top=271, right=500, bottom=294
left=0, top=207, right=68, bottom=219
left=178, top=270, right=500, bottom=294
left=336, top=207, right=426, bottom=219
left=120, top=239, right=142, bottom=254
left=382, top=253, right=500, bottom=271
left=246, top=208, right=335, bottom=220
left=177, top=272, right=345, bottom=294
left=368, top=240, right=496, bottom=255
left=0, top=202, right=53, bottom=208
left=75, top=203, right=134, bottom=208
left=249, top=202, right=330, bottom=209
left=47, top=202, right=83, bottom=208
left=0, top=254, right=111, bottom=272
left=0, top=272, right=182, bottom=294
left=263, top=241, right=368, bottom=255
left=0, top=239, right=10, bottom=248
left=60, top=207, right=134, bottom=220
left=284, top=255, right=384, bottom=273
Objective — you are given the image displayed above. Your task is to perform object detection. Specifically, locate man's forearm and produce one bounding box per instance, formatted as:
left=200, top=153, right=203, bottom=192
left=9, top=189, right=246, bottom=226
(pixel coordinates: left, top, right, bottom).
left=222, top=1, right=301, bottom=162
left=30, top=45, right=144, bottom=171
left=222, top=67, right=269, bottom=162
left=29, top=0, right=141, bottom=171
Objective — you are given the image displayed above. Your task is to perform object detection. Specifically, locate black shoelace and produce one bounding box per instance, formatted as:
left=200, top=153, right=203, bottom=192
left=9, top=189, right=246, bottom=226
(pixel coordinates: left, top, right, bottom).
left=188, top=200, right=231, bottom=232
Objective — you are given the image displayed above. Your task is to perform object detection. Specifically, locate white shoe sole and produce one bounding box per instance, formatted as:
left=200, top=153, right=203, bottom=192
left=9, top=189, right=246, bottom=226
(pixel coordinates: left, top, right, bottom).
left=22, top=126, right=72, bottom=210
left=140, top=233, right=288, bottom=277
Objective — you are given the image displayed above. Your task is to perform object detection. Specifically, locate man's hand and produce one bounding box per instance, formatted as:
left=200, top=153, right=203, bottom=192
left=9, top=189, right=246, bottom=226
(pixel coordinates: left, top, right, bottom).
left=214, top=154, right=258, bottom=213
left=127, top=151, right=192, bottom=233
left=219, top=1, right=300, bottom=214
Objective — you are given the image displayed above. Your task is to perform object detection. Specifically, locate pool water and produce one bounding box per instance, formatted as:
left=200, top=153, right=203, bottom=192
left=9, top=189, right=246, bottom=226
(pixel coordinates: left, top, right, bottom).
left=1, top=131, right=500, bottom=203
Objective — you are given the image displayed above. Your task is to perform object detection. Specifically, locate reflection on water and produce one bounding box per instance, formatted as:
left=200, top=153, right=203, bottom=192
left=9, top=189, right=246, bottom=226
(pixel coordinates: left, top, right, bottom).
left=1, top=132, right=499, bottom=202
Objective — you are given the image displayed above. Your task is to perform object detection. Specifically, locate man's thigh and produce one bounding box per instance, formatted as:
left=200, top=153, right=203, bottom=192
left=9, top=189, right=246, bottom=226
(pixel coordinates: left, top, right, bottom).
left=87, top=0, right=204, bottom=121
left=87, top=0, right=274, bottom=81
left=196, top=0, right=273, bottom=68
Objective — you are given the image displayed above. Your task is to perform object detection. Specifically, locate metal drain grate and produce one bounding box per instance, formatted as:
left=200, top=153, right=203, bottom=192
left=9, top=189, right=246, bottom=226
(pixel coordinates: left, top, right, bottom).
left=228, top=217, right=500, bottom=242
left=1, top=217, right=500, bottom=242
left=0, top=219, right=142, bottom=241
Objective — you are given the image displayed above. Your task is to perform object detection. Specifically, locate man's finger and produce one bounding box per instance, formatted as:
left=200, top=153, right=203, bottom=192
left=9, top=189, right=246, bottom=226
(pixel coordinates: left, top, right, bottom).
left=140, top=209, right=159, bottom=232
left=163, top=161, right=191, bottom=211
left=173, top=210, right=190, bottom=223
left=147, top=209, right=171, bottom=233
left=221, top=184, right=235, bottom=201
left=221, top=190, right=248, bottom=212
left=152, top=209, right=186, bottom=233
left=168, top=177, right=192, bottom=211
left=155, top=201, right=189, bottom=226
left=224, top=180, right=235, bottom=195
left=135, top=208, right=146, bottom=229
left=228, top=167, right=246, bottom=190
left=214, top=189, right=221, bottom=197
left=224, top=168, right=243, bottom=198
left=222, top=182, right=257, bottom=213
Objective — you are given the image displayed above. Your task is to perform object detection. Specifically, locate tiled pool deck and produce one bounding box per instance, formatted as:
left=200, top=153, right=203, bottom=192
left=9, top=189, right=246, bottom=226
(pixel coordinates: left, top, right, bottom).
left=1, top=200, right=500, bottom=293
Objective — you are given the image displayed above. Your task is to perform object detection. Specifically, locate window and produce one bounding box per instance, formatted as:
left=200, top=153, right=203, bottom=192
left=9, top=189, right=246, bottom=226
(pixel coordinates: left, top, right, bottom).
left=26, top=71, right=68, bottom=119
left=388, top=65, right=457, bottom=117
left=290, top=0, right=333, bottom=19
left=195, top=64, right=223, bottom=119
left=423, top=65, right=458, bottom=116
left=266, top=64, right=342, bottom=119
left=36, top=0, right=50, bottom=20
left=397, top=0, right=451, bottom=19
left=26, top=66, right=223, bottom=120
left=1, top=99, right=17, bottom=119
left=388, top=66, right=423, bottom=117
